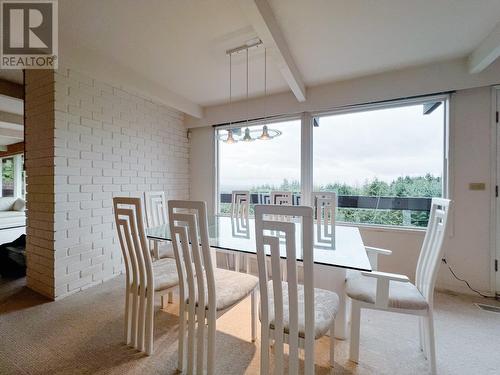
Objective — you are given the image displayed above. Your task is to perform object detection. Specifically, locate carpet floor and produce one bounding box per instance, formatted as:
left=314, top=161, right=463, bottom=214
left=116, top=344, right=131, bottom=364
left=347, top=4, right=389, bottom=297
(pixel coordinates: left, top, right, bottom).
left=0, top=276, right=499, bottom=375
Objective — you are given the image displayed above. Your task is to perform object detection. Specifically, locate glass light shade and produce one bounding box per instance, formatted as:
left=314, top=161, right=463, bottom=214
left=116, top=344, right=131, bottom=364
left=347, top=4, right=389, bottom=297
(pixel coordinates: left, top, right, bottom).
left=224, top=129, right=237, bottom=144
left=259, top=125, right=272, bottom=140
left=242, top=127, right=254, bottom=142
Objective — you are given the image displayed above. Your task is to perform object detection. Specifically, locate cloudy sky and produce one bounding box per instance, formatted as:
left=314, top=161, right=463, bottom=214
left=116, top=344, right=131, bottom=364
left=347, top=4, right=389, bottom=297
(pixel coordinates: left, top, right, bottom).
left=218, top=103, right=444, bottom=191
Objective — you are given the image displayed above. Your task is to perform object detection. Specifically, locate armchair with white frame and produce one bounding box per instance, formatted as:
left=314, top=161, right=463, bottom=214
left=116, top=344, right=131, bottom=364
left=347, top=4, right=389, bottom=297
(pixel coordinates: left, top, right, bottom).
left=346, top=198, right=451, bottom=374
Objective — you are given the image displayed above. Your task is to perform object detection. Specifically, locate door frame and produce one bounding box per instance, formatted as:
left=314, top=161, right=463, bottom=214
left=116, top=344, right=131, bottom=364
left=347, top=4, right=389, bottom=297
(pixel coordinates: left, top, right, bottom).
left=492, top=86, right=500, bottom=296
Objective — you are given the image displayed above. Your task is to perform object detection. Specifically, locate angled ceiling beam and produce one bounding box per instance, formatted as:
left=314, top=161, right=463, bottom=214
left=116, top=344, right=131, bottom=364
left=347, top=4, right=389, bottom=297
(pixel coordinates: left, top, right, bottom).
left=238, top=0, right=306, bottom=102
left=469, top=21, right=500, bottom=74
left=0, top=111, right=23, bottom=125
left=0, top=127, right=23, bottom=139
left=0, top=79, right=23, bottom=100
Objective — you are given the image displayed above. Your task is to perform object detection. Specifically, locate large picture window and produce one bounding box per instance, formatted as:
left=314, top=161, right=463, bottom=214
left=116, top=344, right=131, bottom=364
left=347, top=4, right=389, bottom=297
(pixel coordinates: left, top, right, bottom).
left=313, top=99, right=446, bottom=227
left=215, top=97, right=448, bottom=228
left=217, top=119, right=301, bottom=214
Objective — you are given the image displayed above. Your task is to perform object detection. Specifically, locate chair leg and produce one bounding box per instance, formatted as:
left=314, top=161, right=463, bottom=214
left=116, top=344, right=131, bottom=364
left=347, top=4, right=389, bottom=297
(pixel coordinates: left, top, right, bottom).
left=168, top=291, right=173, bottom=304
left=145, top=292, right=154, bottom=355
left=196, top=308, right=206, bottom=374
left=187, top=303, right=196, bottom=375
left=422, top=316, right=429, bottom=359
left=418, top=316, right=425, bottom=353
left=178, top=304, right=186, bottom=372
left=251, top=290, right=257, bottom=342
left=235, top=253, right=240, bottom=272
left=131, top=289, right=139, bottom=349
left=245, top=255, right=251, bottom=274
left=124, top=288, right=131, bottom=344
left=153, top=240, right=159, bottom=260
left=426, top=312, right=437, bottom=375
left=349, top=301, right=361, bottom=363
left=207, top=312, right=216, bottom=375
left=330, top=319, right=335, bottom=373
left=260, top=324, right=270, bottom=374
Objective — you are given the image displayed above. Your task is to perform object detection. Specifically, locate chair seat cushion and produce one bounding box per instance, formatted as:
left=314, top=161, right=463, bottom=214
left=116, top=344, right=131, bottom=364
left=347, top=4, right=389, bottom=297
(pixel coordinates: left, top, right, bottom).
left=153, top=258, right=179, bottom=291
left=346, top=274, right=428, bottom=310
left=214, top=269, right=259, bottom=311
left=186, top=268, right=258, bottom=311
left=157, top=242, right=175, bottom=259
left=261, top=281, right=339, bottom=339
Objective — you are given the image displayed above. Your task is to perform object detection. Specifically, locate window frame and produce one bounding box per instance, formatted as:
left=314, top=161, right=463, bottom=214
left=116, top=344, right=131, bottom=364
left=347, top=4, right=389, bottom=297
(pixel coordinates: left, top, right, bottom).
left=214, top=114, right=302, bottom=215
left=214, top=94, right=450, bottom=229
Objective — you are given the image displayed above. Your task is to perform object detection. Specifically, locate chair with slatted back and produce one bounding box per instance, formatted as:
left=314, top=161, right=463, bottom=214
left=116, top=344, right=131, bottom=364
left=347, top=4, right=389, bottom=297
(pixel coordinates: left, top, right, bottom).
left=255, top=204, right=339, bottom=375
left=231, top=190, right=250, bottom=219
left=270, top=191, right=292, bottom=206
left=168, top=200, right=259, bottom=375
left=346, top=198, right=451, bottom=374
left=228, top=190, right=251, bottom=272
left=144, top=191, right=174, bottom=261
left=113, top=197, right=179, bottom=355
left=312, top=192, right=337, bottom=248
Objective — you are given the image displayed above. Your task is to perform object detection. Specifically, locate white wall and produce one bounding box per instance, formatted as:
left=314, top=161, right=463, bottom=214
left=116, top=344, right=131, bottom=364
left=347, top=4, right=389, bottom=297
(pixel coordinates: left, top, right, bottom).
left=25, top=67, right=190, bottom=299
left=186, top=57, right=500, bottom=128
left=190, top=86, right=496, bottom=295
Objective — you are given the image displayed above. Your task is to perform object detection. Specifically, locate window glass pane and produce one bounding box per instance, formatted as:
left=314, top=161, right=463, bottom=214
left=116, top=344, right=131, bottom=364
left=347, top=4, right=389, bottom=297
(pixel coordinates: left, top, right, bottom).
left=218, top=119, right=301, bottom=214
left=313, top=102, right=444, bottom=227
left=2, top=157, right=14, bottom=197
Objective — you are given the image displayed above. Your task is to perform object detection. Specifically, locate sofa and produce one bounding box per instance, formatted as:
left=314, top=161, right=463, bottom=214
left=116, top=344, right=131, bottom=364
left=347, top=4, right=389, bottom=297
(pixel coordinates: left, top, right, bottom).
left=0, top=197, right=26, bottom=229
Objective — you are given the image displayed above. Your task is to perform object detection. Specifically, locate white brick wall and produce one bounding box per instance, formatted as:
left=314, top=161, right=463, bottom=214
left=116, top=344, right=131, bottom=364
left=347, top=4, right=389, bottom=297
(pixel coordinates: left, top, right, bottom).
left=26, top=67, right=189, bottom=299
left=25, top=70, right=56, bottom=298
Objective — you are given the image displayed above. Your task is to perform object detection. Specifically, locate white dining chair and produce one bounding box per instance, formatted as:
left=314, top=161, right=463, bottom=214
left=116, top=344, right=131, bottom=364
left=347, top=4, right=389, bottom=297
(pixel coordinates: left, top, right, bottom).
left=228, top=190, right=251, bottom=273
left=312, top=191, right=337, bottom=248
left=113, top=197, right=179, bottom=355
left=144, top=191, right=174, bottom=261
left=168, top=200, right=259, bottom=375
left=255, top=204, right=339, bottom=375
left=270, top=191, right=292, bottom=205
left=231, top=190, right=250, bottom=219
left=346, top=198, right=451, bottom=374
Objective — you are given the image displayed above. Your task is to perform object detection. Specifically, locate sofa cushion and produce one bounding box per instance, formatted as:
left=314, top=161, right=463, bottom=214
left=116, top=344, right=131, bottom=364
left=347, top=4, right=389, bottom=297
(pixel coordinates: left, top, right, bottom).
left=0, top=211, right=26, bottom=229
left=13, top=198, right=25, bottom=211
left=0, top=197, right=17, bottom=211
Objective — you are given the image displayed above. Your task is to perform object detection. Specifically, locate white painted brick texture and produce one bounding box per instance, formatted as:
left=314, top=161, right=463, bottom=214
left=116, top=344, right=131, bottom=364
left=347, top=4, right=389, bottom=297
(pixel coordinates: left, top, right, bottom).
left=26, top=67, right=189, bottom=299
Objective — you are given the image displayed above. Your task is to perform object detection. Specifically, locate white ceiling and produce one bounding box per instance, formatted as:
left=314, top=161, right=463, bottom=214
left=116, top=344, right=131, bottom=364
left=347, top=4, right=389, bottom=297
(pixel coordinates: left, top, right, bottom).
left=37, top=0, right=500, bottom=108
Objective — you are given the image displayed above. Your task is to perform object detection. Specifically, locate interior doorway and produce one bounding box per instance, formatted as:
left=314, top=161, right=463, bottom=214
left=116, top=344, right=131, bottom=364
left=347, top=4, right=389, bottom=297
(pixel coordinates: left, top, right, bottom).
left=0, top=72, right=26, bottom=301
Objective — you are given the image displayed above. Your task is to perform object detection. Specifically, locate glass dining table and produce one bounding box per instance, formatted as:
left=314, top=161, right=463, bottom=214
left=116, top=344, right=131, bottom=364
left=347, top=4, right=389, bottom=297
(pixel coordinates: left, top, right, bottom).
left=146, top=215, right=371, bottom=339
left=147, top=215, right=371, bottom=271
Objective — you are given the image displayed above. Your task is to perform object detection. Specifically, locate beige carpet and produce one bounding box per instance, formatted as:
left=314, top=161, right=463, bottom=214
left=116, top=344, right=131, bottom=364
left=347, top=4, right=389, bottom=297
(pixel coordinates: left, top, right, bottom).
left=0, top=276, right=499, bottom=375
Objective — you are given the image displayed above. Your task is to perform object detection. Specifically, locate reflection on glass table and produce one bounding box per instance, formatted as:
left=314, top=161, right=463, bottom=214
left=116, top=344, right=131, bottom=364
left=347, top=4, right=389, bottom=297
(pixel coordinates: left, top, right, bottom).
left=146, top=215, right=371, bottom=272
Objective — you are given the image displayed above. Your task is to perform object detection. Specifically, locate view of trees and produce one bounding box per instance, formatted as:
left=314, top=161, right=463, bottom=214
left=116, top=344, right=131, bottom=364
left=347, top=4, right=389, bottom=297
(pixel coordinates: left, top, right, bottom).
left=2, top=158, right=14, bottom=197
left=221, top=174, right=442, bottom=227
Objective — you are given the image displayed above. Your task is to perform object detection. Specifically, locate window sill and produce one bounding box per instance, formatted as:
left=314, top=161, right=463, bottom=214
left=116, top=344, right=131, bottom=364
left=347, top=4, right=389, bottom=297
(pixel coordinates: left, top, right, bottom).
left=216, top=213, right=426, bottom=234
left=337, top=221, right=426, bottom=234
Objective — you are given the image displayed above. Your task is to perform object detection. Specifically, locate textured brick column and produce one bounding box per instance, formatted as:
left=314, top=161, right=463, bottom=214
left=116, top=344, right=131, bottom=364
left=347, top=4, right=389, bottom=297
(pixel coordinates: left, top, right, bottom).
left=25, top=70, right=56, bottom=298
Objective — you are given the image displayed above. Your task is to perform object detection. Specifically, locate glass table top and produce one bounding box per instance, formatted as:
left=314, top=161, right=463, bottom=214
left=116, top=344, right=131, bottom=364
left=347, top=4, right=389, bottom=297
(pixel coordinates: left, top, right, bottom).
left=147, top=215, right=371, bottom=272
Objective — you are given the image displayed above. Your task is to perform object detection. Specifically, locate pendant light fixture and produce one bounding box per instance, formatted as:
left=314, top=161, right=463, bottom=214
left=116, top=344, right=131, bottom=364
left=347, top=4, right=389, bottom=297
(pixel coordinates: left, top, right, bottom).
left=225, top=129, right=237, bottom=144
left=224, top=53, right=237, bottom=144
left=243, top=47, right=253, bottom=142
left=259, top=48, right=271, bottom=140
left=218, top=39, right=282, bottom=144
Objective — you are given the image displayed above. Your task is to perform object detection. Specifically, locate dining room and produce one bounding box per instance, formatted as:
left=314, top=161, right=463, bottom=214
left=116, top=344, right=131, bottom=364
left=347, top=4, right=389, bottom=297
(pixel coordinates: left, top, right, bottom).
left=2, top=1, right=500, bottom=374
